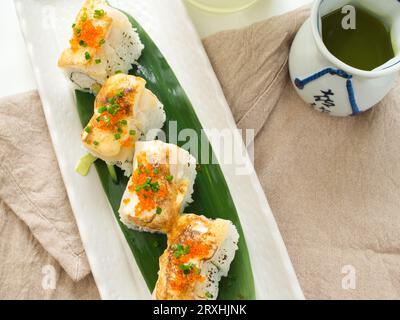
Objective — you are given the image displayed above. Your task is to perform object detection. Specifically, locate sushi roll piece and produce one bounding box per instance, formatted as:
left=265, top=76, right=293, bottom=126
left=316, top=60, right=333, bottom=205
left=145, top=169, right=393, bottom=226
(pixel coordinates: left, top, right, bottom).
left=81, top=74, right=166, bottom=176
left=154, top=214, right=239, bottom=300
left=58, top=0, right=144, bottom=93
left=118, top=141, right=197, bottom=233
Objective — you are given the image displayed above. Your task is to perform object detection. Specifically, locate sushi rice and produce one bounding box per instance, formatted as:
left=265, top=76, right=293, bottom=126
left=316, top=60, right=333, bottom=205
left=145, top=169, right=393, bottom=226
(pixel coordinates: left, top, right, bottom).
left=58, top=0, right=144, bottom=93
left=80, top=74, right=166, bottom=177
left=154, top=214, right=240, bottom=300
left=119, top=141, right=197, bottom=234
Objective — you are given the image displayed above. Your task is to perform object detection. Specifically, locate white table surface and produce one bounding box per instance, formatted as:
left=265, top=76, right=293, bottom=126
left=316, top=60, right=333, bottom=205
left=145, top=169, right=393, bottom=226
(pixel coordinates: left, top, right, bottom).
left=1, top=0, right=311, bottom=98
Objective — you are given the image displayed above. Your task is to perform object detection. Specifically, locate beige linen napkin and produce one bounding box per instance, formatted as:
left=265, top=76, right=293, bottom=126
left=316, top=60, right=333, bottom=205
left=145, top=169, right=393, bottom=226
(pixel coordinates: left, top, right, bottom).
left=203, top=7, right=400, bottom=299
left=0, top=199, right=99, bottom=299
left=0, top=91, right=98, bottom=298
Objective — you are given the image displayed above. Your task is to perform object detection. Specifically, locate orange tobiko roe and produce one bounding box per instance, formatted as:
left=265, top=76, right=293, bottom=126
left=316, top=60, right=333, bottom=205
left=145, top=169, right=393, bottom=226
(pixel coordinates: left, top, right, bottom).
left=70, top=19, right=104, bottom=52
left=97, top=109, right=126, bottom=130
left=169, top=240, right=211, bottom=292
left=121, top=137, right=135, bottom=148
left=128, top=156, right=168, bottom=217
left=179, top=240, right=211, bottom=263
left=169, top=269, right=205, bottom=293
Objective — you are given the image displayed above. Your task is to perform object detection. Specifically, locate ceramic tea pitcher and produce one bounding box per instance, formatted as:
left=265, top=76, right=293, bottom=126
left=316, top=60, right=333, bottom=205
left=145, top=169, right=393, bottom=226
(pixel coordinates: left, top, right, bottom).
left=289, top=0, right=400, bottom=116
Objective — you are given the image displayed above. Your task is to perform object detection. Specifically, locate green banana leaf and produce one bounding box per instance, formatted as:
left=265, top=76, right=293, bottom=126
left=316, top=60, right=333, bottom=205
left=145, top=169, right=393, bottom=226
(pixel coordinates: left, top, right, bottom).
left=75, top=11, right=255, bottom=300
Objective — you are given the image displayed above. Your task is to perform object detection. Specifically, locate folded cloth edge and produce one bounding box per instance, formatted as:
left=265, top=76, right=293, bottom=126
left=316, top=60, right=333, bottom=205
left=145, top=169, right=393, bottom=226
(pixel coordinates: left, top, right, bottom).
left=0, top=91, right=91, bottom=282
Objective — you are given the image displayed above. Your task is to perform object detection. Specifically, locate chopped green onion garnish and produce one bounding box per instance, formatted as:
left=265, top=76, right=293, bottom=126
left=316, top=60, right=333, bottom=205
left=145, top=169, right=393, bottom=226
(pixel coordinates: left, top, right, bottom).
left=115, top=90, right=124, bottom=97
left=142, top=183, right=150, bottom=192
left=142, top=177, right=152, bottom=190
left=93, top=140, right=99, bottom=146
left=99, top=38, right=105, bottom=45
left=166, top=175, right=173, bottom=182
left=95, top=59, right=101, bottom=64
left=171, top=244, right=190, bottom=259
left=129, top=129, right=136, bottom=136
left=84, top=126, right=91, bottom=133
left=81, top=12, right=88, bottom=22
left=108, top=97, right=116, bottom=104
left=75, top=153, right=97, bottom=176
left=153, top=168, right=160, bottom=174
left=85, top=51, right=91, bottom=61
left=119, top=119, right=128, bottom=126
left=98, top=106, right=107, bottom=113
left=115, top=70, right=122, bottom=74
left=107, top=105, right=119, bottom=116
left=205, top=292, right=214, bottom=299
left=79, top=40, right=87, bottom=47
left=114, top=133, right=121, bottom=140
left=93, top=9, right=105, bottom=19
left=107, top=164, right=118, bottom=183
left=103, top=115, right=110, bottom=123
left=156, top=207, right=162, bottom=215
left=179, top=262, right=196, bottom=275
left=96, top=116, right=101, bottom=122
left=92, top=83, right=102, bottom=95
left=72, top=23, right=76, bottom=28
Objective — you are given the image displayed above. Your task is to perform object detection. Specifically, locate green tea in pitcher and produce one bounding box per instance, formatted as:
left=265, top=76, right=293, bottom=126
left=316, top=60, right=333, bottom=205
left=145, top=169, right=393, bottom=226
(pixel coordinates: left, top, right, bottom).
left=322, top=5, right=395, bottom=71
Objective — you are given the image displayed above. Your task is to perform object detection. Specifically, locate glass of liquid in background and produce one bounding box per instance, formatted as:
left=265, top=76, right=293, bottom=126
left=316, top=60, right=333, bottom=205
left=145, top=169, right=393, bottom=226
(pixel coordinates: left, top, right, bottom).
left=186, top=0, right=259, bottom=13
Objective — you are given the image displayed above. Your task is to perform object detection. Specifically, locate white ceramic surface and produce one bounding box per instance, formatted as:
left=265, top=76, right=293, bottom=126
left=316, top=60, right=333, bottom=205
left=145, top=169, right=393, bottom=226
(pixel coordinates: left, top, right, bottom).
left=185, top=0, right=312, bottom=38
left=289, top=0, right=400, bottom=117
left=15, top=0, right=304, bottom=300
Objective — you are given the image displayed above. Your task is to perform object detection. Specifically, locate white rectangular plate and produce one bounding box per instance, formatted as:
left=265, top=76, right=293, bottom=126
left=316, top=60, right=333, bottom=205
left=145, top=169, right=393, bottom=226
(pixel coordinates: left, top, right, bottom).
left=15, top=0, right=304, bottom=299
